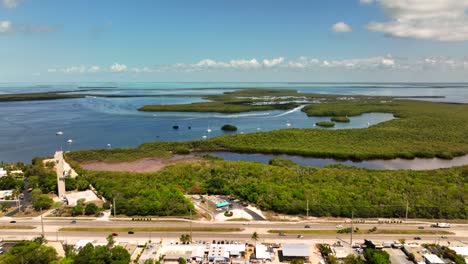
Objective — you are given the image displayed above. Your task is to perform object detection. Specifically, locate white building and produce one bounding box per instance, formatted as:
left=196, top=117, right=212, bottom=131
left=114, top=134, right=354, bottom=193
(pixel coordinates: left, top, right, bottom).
left=423, top=254, right=444, bottom=264
left=0, top=190, right=13, bottom=200
left=64, top=190, right=99, bottom=206
left=255, top=244, right=272, bottom=261
left=449, top=247, right=468, bottom=263
left=0, top=168, right=7, bottom=177
left=208, top=244, right=246, bottom=262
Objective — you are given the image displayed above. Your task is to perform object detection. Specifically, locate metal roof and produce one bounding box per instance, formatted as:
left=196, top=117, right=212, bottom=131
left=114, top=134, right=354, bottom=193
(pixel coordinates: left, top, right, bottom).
left=282, top=243, right=310, bottom=257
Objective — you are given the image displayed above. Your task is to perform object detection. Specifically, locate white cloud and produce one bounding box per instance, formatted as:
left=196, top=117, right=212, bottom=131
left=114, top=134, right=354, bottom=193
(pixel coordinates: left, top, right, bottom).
left=88, top=66, right=100, bottom=73
left=263, top=57, right=284, bottom=67
left=332, top=22, right=353, bottom=33
left=2, top=0, right=21, bottom=8
left=110, top=63, right=127, bottom=72
left=367, top=0, right=468, bottom=41
left=359, top=0, right=374, bottom=4
left=0, top=21, right=13, bottom=33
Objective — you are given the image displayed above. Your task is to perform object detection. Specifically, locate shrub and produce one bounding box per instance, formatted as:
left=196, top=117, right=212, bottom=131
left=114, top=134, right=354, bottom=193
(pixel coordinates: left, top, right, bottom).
left=316, top=121, right=336, bottom=127
left=221, top=124, right=238, bottom=131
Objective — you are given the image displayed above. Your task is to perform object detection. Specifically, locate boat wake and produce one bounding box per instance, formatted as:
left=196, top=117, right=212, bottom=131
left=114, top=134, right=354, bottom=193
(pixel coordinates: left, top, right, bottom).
left=214, top=112, right=271, bottom=118
left=272, top=105, right=305, bottom=117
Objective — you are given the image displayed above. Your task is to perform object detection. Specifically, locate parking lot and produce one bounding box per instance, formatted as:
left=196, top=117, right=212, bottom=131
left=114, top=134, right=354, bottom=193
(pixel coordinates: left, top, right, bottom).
left=384, top=248, right=413, bottom=264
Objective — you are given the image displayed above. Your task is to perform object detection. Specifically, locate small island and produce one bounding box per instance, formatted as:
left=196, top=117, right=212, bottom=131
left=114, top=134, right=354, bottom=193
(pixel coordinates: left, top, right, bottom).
left=331, top=116, right=350, bottom=123
left=316, top=121, right=336, bottom=127
left=221, top=124, right=238, bottom=131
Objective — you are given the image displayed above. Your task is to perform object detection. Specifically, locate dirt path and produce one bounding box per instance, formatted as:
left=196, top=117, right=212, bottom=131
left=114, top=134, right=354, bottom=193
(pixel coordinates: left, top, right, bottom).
left=81, top=156, right=203, bottom=173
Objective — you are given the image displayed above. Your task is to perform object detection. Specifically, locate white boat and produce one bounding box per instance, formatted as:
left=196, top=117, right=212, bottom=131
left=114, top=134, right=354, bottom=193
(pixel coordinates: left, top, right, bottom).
left=67, top=139, right=73, bottom=144
left=56, top=131, right=63, bottom=136
left=207, top=127, right=212, bottom=133
left=367, top=122, right=371, bottom=126
left=202, top=135, right=207, bottom=139
left=107, top=144, right=112, bottom=148
left=286, top=122, right=291, bottom=127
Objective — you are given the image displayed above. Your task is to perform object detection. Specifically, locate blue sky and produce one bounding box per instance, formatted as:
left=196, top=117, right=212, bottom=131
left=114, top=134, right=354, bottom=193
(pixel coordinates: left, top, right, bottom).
left=1, top=0, right=468, bottom=82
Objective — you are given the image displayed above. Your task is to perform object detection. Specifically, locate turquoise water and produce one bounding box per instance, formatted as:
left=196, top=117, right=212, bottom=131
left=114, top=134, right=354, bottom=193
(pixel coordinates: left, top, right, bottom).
left=0, top=82, right=466, bottom=163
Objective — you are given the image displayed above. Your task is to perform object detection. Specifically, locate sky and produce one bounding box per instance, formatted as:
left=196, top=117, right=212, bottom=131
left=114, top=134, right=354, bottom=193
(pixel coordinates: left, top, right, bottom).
left=1, top=0, right=468, bottom=82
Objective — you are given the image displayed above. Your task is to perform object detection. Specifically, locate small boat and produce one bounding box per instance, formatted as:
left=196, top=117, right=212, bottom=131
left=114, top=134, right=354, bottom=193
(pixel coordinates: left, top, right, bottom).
left=56, top=131, right=63, bottom=136
left=256, top=128, right=261, bottom=131
left=107, top=144, right=112, bottom=148
left=207, top=128, right=212, bottom=133
left=240, top=132, right=244, bottom=134
left=286, top=122, right=291, bottom=127
left=367, top=122, right=371, bottom=126
left=188, top=126, right=191, bottom=130
left=202, top=135, right=207, bottom=139
left=172, top=125, right=179, bottom=129
left=67, top=139, right=73, bottom=144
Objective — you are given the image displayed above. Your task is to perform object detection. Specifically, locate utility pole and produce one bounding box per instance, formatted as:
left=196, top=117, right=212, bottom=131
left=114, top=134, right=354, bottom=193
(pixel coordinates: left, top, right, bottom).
left=40, top=207, right=45, bottom=238
left=306, top=199, right=309, bottom=218
left=189, top=208, right=193, bottom=242
left=350, top=210, right=354, bottom=245
left=405, top=200, right=409, bottom=221
left=113, top=198, right=116, bottom=218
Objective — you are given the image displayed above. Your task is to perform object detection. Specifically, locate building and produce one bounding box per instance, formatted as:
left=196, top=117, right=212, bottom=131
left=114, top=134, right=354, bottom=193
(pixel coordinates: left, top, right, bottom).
left=279, top=243, right=311, bottom=262
left=0, top=190, right=13, bottom=200
left=9, top=170, right=23, bottom=176
left=208, top=243, right=246, bottom=263
left=64, top=190, right=99, bottom=206
left=423, top=254, right=444, bottom=264
left=403, top=244, right=426, bottom=264
left=449, top=247, right=468, bottom=264
left=162, top=244, right=207, bottom=264
left=0, top=168, right=7, bottom=177
left=254, top=244, right=272, bottom=261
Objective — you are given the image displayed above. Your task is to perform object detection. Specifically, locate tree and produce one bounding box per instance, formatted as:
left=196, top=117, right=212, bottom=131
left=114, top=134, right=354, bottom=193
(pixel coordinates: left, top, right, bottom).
left=34, top=234, right=47, bottom=245
left=0, top=241, right=58, bottom=264
left=178, top=257, right=187, bottom=264
left=144, top=260, right=155, bottom=264
left=290, top=259, right=305, bottom=264
left=110, top=246, right=131, bottom=264
left=72, top=205, right=84, bottom=216
left=33, top=194, right=53, bottom=211
left=344, top=254, right=364, bottom=264
left=107, top=234, right=115, bottom=248
left=363, top=248, right=390, bottom=264
left=180, top=233, right=191, bottom=243
left=251, top=232, right=259, bottom=244
left=85, top=203, right=99, bottom=215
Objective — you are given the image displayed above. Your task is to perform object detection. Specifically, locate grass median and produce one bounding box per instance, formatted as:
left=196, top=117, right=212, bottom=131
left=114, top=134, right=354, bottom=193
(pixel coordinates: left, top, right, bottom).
left=59, top=227, right=243, bottom=232
left=0, top=225, right=36, bottom=230
left=268, top=229, right=454, bottom=235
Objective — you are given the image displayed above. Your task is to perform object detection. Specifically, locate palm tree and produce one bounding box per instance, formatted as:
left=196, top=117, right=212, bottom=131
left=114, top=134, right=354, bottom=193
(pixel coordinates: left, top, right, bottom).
left=12, top=187, right=21, bottom=211
left=180, top=233, right=191, bottom=243
left=251, top=232, right=259, bottom=244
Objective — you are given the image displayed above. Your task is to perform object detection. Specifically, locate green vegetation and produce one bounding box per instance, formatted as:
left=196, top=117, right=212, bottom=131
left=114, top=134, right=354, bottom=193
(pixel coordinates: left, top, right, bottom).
left=69, top=92, right=468, bottom=162
left=315, top=121, right=335, bottom=127
left=268, top=158, right=297, bottom=167
left=59, top=227, right=243, bottom=232
left=31, top=189, right=53, bottom=211
left=363, top=248, right=390, bottom=264
left=221, top=124, right=238, bottom=131
left=0, top=176, right=23, bottom=191
left=0, top=241, right=58, bottom=264
left=138, top=89, right=304, bottom=113
left=0, top=225, right=36, bottom=229
left=331, top=116, right=350, bottom=123
left=74, top=159, right=467, bottom=218
left=68, top=243, right=130, bottom=264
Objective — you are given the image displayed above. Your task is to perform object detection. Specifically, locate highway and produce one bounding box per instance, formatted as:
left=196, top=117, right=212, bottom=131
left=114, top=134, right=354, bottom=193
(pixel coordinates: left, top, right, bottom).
left=1, top=217, right=467, bottom=246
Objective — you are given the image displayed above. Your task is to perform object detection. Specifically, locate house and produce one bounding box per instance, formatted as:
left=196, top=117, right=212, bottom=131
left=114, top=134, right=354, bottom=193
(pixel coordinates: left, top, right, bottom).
left=9, top=170, right=23, bottom=176
left=208, top=243, right=246, bottom=263
left=423, top=254, right=444, bottom=264
left=0, top=168, right=7, bottom=177
left=279, top=243, right=311, bottom=262
left=162, top=244, right=207, bottom=264
left=64, top=190, right=99, bottom=206
left=0, top=190, right=13, bottom=200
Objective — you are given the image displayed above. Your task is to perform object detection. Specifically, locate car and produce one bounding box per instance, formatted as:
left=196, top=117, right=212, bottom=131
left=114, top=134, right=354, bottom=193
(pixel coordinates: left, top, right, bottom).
left=112, top=233, right=118, bottom=236
left=297, top=235, right=304, bottom=239
left=418, top=226, right=425, bottom=229
left=441, top=235, right=448, bottom=239
left=9, top=220, right=16, bottom=223
left=352, top=244, right=361, bottom=249
left=279, top=232, right=286, bottom=236
left=336, top=224, right=343, bottom=229
left=356, top=248, right=364, bottom=254
left=414, top=237, right=421, bottom=240
left=304, top=225, right=311, bottom=228
left=128, top=231, right=134, bottom=234
left=71, top=220, right=76, bottom=224
left=243, top=222, right=250, bottom=225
